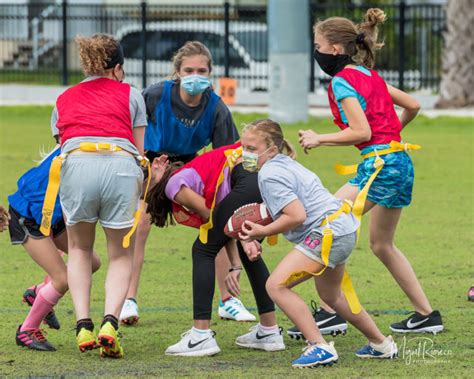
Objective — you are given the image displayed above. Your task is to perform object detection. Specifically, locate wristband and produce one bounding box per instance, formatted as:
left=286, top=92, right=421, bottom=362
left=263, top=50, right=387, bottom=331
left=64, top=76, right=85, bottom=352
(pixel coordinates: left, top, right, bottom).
left=229, top=267, right=242, bottom=272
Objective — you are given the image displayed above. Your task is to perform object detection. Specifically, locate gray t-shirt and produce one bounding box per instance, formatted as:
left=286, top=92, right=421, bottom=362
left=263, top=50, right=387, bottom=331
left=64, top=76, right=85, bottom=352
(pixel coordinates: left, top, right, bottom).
left=142, top=80, right=239, bottom=149
left=51, top=77, right=147, bottom=154
left=258, top=154, right=359, bottom=244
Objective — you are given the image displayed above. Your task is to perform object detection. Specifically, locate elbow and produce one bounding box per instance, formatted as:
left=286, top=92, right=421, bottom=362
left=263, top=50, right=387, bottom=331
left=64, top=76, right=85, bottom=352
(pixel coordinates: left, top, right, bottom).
left=407, top=99, right=421, bottom=113
left=359, top=129, right=372, bottom=143
left=295, top=212, right=307, bottom=225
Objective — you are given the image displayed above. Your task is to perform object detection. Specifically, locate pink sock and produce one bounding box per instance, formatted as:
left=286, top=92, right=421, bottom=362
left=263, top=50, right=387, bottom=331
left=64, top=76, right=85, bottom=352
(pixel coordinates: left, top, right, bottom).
left=33, top=275, right=50, bottom=293
left=21, top=282, right=63, bottom=331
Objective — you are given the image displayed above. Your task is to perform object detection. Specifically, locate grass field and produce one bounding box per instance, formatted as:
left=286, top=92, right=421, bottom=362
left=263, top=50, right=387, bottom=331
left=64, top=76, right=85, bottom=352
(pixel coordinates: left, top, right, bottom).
left=0, top=106, right=473, bottom=377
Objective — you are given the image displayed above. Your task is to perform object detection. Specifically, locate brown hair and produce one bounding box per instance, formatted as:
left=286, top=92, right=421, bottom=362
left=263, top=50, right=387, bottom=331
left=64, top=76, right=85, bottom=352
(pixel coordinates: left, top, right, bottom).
left=75, top=33, right=121, bottom=76
left=314, top=8, right=386, bottom=68
left=242, top=119, right=297, bottom=159
left=170, top=41, right=213, bottom=80
left=146, top=162, right=183, bottom=227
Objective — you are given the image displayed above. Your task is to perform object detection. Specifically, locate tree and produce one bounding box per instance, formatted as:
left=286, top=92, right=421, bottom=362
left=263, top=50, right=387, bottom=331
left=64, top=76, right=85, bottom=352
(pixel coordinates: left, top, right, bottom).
left=436, top=0, right=474, bottom=108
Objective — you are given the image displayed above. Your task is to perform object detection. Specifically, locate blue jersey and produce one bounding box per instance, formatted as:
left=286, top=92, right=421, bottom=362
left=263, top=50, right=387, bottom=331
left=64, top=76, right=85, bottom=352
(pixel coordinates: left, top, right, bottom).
left=8, top=147, right=63, bottom=226
left=144, top=80, right=219, bottom=155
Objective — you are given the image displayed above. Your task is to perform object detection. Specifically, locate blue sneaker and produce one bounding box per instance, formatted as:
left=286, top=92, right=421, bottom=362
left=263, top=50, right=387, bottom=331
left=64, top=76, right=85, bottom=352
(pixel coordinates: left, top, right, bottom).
left=356, top=336, right=398, bottom=359
left=292, top=341, right=338, bottom=368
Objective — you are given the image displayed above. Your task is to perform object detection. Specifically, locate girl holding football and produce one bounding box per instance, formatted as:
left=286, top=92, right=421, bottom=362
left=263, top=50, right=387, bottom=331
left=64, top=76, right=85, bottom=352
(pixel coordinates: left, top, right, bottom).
left=238, top=119, right=397, bottom=368
left=298, top=8, right=442, bottom=334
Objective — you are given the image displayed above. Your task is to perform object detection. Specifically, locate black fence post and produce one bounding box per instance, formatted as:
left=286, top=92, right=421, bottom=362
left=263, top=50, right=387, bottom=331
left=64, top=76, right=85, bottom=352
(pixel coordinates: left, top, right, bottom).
left=398, top=0, right=406, bottom=91
left=224, top=1, right=230, bottom=77
left=62, top=0, right=68, bottom=86
left=141, top=0, right=147, bottom=89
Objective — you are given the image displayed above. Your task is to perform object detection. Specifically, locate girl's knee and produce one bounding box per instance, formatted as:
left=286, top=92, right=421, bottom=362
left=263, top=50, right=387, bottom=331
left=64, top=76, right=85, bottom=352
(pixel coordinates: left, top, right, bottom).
left=91, top=253, right=101, bottom=273
left=52, top=271, right=68, bottom=293
left=265, top=276, right=285, bottom=298
left=369, top=240, right=393, bottom=257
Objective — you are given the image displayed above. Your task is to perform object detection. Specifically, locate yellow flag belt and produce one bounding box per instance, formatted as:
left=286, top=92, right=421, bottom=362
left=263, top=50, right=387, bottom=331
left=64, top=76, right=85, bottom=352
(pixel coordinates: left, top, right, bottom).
left=40, top=142, right=151, bottom=248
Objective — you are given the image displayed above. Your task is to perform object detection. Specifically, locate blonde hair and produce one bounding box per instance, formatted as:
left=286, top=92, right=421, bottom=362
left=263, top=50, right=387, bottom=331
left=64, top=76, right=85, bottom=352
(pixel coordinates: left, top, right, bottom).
left=314, top=8, right=386, bottom=68
left=75, top=33, right=121, bottom=76
left=170, top=41, right=213, bottom=80
left=242, top=119, right=297, bottom=159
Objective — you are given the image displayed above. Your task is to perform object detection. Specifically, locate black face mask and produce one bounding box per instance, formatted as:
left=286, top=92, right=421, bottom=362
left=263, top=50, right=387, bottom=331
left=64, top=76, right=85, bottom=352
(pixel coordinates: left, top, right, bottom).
left=313, top=49, right=353, bottom=77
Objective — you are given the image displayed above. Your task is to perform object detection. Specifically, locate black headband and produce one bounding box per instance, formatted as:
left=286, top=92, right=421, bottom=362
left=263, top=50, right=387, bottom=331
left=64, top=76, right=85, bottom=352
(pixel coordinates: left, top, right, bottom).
left=356, top=33, right=365, bottom=44
left=105, top=43, right=124, bottom=69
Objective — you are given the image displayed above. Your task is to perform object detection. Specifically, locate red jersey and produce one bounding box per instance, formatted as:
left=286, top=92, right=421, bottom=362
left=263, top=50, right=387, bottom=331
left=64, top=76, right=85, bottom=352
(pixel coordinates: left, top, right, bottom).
left=56, top=78, right=134, bottom=145
left=328, top=68, right=402, bottom=150
left=172, top=142, right=241, bottom=228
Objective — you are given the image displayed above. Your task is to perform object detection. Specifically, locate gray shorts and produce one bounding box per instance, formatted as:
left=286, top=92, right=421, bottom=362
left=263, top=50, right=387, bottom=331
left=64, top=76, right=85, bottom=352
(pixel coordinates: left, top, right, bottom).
left=59, top=152, right=143, bottom=229
left=295, top=230, right=357, bottom=268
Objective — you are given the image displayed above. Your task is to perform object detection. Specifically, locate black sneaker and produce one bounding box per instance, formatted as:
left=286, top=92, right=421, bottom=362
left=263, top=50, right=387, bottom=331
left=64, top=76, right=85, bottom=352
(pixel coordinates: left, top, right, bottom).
left=390, top=310, right=444, bottom=335
left=287, top=301, right=347, bottom=340
left=23, top=286, right=61, bottom=330
left=16, top=325, right=56, bottom=352
left=468, top=286, right=474, bottom=302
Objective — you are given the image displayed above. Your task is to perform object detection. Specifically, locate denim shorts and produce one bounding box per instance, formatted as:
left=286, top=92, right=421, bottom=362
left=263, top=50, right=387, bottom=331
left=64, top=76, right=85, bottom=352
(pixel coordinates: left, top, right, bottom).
left=59, top=152, right=143, bottom=229
left=295, top=230, right=357, bottom=268
left=348, top=144, right=415, bottom=208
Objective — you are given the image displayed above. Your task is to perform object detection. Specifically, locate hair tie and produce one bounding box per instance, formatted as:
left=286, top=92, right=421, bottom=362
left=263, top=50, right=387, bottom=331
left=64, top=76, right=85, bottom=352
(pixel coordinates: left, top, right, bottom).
left=356, top=33, right=365, bottom=44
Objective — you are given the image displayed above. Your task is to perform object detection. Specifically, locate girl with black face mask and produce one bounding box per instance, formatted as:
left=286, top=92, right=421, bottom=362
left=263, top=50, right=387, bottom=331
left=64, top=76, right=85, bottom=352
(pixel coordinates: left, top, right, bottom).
left=295, top=8, right=443, bottom=341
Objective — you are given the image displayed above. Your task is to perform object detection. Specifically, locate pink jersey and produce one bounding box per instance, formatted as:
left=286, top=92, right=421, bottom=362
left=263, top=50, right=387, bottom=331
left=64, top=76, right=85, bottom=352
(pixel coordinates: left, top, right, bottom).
left=328, top=68, right=402, bottom=150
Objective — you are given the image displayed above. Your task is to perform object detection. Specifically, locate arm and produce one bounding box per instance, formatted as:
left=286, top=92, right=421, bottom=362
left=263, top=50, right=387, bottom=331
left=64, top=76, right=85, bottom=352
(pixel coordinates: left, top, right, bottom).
left=0, top=205, right=10, bottom=232
left=174, top=187, right=210, bottom=221
left=132, top=126, right=145, bottom=156
left=299, top=97, right=371, bottom=150
left=211, top=102, right=239, bottom=148
left=387, top=85, right=420, bottom=128
left=239, top=199, right=306, bottom=241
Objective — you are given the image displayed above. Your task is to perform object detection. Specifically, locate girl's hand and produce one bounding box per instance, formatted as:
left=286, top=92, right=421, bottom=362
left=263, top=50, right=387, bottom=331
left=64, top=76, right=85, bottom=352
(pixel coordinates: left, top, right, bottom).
left=239, top=220, right=267, bottom=241
left=151, top=155, right=169, bottom=184
left=241, top=240, right=262, bottom=261
left=298, top=129, right=321, bottom=153
left=225, top=269, right=241, bottom=297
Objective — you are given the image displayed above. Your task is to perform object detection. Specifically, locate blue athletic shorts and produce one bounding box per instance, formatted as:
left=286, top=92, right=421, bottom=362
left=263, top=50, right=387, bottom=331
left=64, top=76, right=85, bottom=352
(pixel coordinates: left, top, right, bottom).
left=348, top=144, right=414, bottom=208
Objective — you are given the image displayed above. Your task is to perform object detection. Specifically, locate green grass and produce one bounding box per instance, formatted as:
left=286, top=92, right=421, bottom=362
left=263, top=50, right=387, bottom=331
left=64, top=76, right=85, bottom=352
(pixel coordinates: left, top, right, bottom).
left=0, top=106, right=473, bottom=377
left=0, top=70, right=84, bottom=86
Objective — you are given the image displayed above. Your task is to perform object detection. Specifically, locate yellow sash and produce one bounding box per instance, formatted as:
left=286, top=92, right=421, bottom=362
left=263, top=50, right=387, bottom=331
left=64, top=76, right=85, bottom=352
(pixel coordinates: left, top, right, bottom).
left=335, top=141, right=421, bottom=224
left=40, top=142, right=150, bottom=248
left=283, top=200, right=362, bottom=314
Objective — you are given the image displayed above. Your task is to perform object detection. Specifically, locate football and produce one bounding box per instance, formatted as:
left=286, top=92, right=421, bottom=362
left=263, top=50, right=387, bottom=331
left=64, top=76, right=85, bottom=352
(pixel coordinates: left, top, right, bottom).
left=224, top=203, right=273, bottom=239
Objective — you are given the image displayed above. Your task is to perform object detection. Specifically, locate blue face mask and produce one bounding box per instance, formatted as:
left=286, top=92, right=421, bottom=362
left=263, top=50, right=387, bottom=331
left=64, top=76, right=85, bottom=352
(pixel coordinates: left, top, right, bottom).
left=180, top=74, right=211, bottom=96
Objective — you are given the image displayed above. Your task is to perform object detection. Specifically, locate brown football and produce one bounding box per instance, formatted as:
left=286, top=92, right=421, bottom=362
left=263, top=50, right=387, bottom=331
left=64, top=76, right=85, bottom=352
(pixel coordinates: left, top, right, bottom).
left=224, top=203, right=273, bottom=239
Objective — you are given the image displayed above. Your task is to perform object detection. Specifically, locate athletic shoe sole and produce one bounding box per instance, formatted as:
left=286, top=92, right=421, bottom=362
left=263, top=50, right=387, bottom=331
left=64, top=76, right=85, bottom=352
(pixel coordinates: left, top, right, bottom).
left=389, top=325, right=443, bottom=335
left=121, top=316, right=139, bottom=326
left=287, top=324, right=347, bottom=339
left=235, top=341, right=286, bottom=351
left=292, top=359, right=338, bottom=368
left=219, top=316, right=256, bottom=322
left=165, top=346, right=221, bottom=357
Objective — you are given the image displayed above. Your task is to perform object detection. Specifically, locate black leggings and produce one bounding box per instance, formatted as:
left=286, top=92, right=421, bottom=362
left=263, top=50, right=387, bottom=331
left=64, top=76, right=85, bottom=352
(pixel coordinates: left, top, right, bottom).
left=192, top=164, right=275, bottom=320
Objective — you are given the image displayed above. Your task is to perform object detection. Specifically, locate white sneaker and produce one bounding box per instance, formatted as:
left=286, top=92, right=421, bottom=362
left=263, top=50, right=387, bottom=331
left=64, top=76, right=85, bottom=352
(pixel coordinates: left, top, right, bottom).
left=235, top=324, right=286, bottom=351
left=165, top=329, right=221, bottom=357
left=119, top=299, right=139, bottom=325
left=218, top=297, right=257, bottom=322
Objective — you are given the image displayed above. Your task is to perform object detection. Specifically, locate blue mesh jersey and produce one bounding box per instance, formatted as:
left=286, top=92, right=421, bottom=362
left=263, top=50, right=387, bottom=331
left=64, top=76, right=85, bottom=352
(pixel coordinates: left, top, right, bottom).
left=144, top=80, right=220, bottom=155
left=8, top=147, right=63, bottom=225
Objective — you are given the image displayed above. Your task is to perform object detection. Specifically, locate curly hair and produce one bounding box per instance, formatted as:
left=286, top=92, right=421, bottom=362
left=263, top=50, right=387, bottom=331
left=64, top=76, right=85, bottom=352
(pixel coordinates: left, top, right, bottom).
left=314, top=8, right=386, bottom=68
left=75, top=33, right=121, bottom=76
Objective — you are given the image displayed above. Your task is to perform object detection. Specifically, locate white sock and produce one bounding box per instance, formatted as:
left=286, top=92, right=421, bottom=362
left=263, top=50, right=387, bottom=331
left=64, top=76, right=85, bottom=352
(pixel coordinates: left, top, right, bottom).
left=258, top=323, right=279, bottom=333
left=370, top=336, right=392, bottom=351
left=191, top=327, right=211, bottom=337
